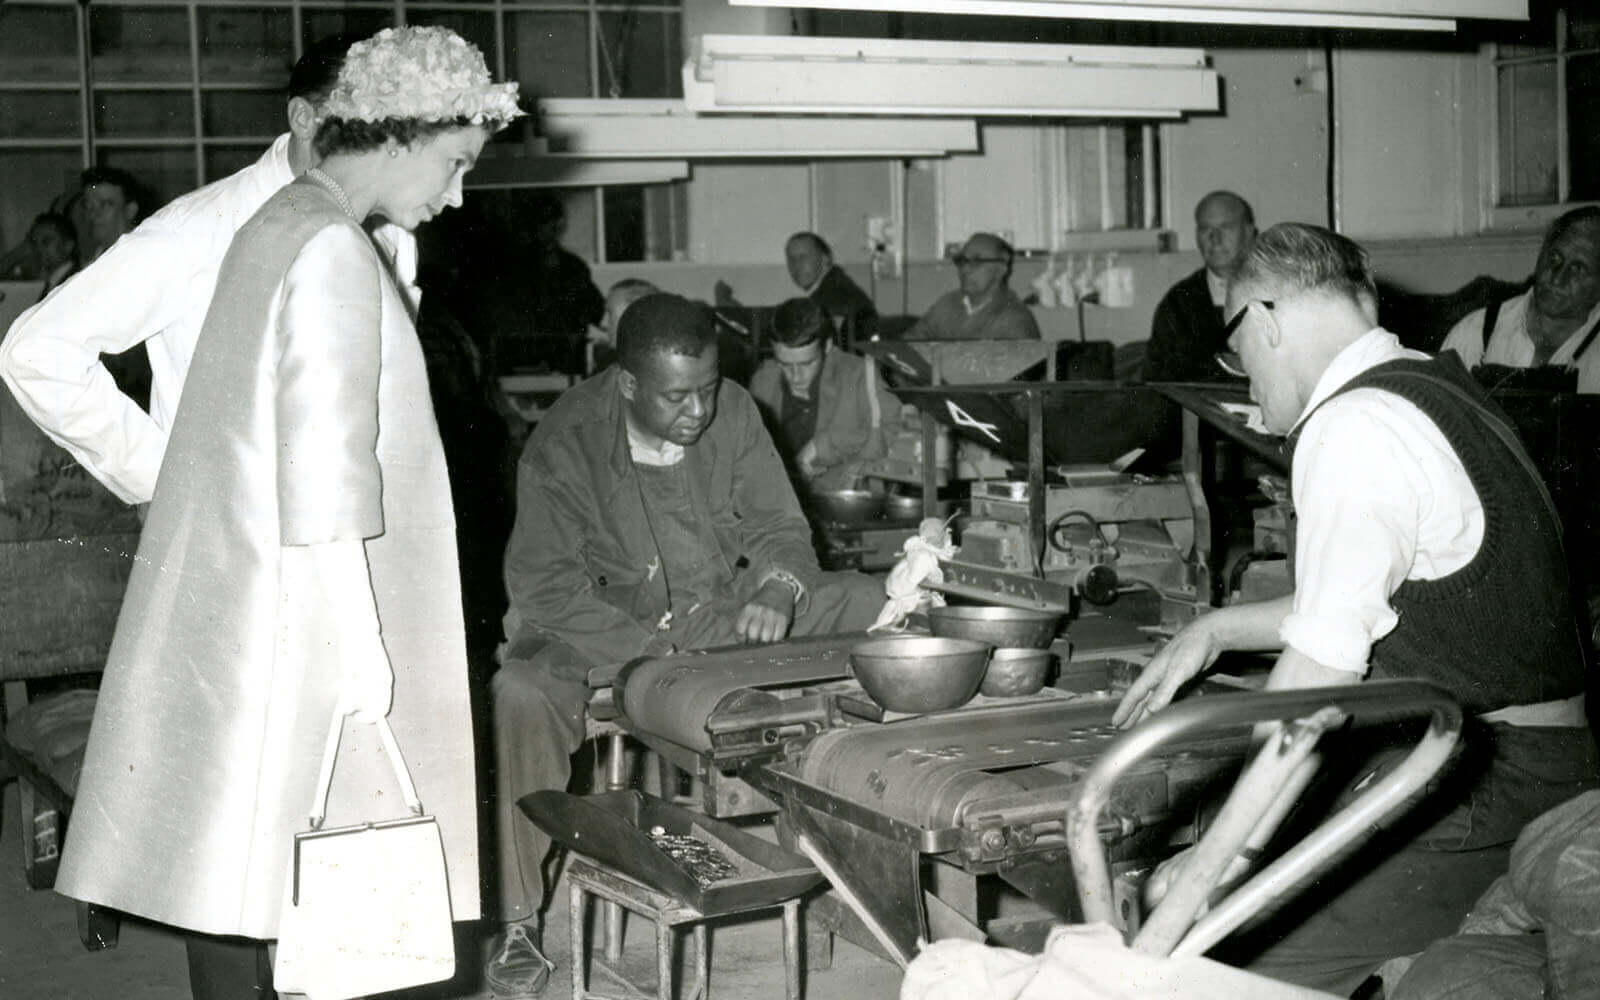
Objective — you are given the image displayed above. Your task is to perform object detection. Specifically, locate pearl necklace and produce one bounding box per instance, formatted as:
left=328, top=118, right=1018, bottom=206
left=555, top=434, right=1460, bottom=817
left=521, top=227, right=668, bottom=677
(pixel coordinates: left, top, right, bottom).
left=306, top=167, right=357, bottom=220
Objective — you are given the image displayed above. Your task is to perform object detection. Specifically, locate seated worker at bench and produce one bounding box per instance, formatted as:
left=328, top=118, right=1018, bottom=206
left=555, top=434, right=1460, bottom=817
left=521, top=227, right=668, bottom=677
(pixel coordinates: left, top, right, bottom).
left=490, top=292, right=883, bottom=996
left=1114, top=223, right=1598, bottom=997
left=749, top=297, right=903, bottom=493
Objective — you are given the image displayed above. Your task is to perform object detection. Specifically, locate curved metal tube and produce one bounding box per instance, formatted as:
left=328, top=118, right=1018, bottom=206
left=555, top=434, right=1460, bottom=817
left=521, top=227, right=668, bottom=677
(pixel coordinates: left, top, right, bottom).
left=1066, top=681, right=1462, bottom=945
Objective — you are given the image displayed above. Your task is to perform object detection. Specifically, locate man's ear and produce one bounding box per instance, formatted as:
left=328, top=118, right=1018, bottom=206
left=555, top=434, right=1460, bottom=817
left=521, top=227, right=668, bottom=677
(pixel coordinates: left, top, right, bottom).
left=1261, top=301, right=1285, bottom=351
left=286, top=96, right=318, bottom=141
left=619, top=369, right=637, bottom=401
left=123, top=201, right=140, bottom=226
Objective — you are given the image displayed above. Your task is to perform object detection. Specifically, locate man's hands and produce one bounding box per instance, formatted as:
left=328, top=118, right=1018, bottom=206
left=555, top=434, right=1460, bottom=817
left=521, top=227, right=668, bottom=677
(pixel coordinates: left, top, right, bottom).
left=1112, top=619, right=1223, bottom=729
left=339, top=627, right=394, bottom=724
left=736, top=578, right=798, bottom=644
left=796, top=440, right=823, bottom=479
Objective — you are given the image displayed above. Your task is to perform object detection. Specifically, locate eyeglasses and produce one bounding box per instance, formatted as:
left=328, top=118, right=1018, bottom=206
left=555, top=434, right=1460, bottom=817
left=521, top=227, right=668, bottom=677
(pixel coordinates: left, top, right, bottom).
left=1222, top=298, right=1274, bottom=339
left=952, top=255, right=1008, bottom=268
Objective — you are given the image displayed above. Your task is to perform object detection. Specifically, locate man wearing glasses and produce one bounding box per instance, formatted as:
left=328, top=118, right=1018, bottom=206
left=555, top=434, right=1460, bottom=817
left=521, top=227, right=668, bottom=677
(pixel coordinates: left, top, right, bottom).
left=1439, top=206, right=1600, bottom=393
left=1114, top=223, right=1597, bottom=995
left=905, top=231, right=1040, bottom=341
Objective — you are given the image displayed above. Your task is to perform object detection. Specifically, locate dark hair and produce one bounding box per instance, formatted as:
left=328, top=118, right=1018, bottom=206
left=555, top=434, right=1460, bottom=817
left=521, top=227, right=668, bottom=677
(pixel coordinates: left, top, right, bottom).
left=1234, top=223, right=1375, bottom=305
left=1196, top=190, right=1256, bottom=227
left=80, top=166, right=140, bottom=203
left=786, top=232, right=832, bottom=258
left=29, top=212, right=75, bottom=245
left=313, top=115, right=480, bottom=158
left=289, top=34, right=360, bottom=104
left=771, top=297, right=830, bottom=349
left=616, top=293, right=717, bottom=375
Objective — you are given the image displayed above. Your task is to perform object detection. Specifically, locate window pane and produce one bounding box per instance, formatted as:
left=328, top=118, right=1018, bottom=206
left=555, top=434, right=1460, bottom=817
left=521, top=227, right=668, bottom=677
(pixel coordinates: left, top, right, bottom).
left=202, top=90, right=284, bottom=138
left=301, top=8, right=396, bottom=53
left=0, top=151, right=83, bottom=262
left=1497, top=62, right=1559, bottom=206
left=204, top=145, right=267, bottom=186
left=1569, top=7, right=1600, bottom=52
left=0, top=91, right=81, bottom=139
left=596, top=12, right=681, bottom=99
left=199, top=7, right=294, bottom=86
left=97, top=146, right=198, bottom=211
left=91, top=7, right=191, bottom=84
left=1568, top=55, right=1600, bottom=202
left=602, top=181, right=685, bottom=262
left=96, top=89, right=193, bottom=138
left=407, top=9, right=497, bottom=71
left=0, top=5, right=80, bottom=83
left=508, top=13, right=592, bottom=99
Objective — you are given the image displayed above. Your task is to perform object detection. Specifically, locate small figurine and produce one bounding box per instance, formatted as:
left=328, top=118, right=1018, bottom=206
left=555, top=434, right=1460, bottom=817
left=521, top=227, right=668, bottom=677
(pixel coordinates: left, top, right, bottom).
left=870, top=516, right=958, bottom=632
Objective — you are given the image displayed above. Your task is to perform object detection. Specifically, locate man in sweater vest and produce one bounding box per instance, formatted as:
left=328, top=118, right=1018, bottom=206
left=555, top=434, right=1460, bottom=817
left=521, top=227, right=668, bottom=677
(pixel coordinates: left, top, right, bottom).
left=1114, top=223, right=1598, bottom=996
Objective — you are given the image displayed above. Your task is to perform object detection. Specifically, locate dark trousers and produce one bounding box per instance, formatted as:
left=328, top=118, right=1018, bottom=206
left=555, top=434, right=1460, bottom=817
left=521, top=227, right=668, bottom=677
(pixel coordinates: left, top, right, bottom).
left=1221, top=722, right=1598, bottom=997
left=184, top=932, right=271, bottom=1000
left=490, top=570, right=883, bottom=923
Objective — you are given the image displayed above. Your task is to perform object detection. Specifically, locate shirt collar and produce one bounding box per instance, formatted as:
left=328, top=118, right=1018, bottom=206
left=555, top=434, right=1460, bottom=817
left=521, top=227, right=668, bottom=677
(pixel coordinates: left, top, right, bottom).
left=263, top=132, right=295, bottom=188
left=1291, top=327, right=1430, bottom=434
left=1205, top=269, right=1229, bottom=308
left=1511, top=290, right=1600, bottom=364
left=626, top=418, right=685, bottom=467
left=802, top=265, right=829, bottom=296
left=963, top=287, right=1003, bottom=315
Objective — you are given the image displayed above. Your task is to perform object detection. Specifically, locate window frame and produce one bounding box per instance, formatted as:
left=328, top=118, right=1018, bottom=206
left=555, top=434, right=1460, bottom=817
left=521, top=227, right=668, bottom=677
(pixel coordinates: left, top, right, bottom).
left=1486, top=3, right=1600, bottom=231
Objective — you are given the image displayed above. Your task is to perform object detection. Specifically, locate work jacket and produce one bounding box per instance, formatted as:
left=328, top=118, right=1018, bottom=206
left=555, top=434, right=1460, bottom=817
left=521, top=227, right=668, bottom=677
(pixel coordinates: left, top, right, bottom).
left=503, top=366, right=820, bottom=667
left=750, top=347, right=902, bottom=492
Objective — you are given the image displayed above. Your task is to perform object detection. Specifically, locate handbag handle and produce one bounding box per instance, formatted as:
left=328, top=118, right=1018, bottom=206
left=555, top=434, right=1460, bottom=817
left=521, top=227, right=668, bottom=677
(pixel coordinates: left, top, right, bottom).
left=307, top=714, right=424, bottom=830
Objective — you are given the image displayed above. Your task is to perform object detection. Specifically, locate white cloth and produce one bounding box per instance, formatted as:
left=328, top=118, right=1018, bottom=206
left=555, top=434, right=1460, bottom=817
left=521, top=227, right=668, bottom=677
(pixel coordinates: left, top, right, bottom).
left=0, top=134, right=418, bottom=504
left=1440, top=290, right=1600, bottom=393
left=1279, top=329, right=1484, bottom=675
left=900, top=924, right=1334, bottom=1000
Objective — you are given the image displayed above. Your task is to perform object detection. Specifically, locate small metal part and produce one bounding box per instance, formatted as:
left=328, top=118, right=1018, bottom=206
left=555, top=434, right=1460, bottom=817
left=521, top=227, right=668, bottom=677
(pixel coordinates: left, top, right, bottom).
left=647, top=828, right=740, bottom=887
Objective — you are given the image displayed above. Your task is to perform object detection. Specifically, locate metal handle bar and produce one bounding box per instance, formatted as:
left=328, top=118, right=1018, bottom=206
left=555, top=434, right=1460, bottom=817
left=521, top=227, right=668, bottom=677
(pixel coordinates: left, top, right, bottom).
left=1066, top=680, right=1462, bottom=951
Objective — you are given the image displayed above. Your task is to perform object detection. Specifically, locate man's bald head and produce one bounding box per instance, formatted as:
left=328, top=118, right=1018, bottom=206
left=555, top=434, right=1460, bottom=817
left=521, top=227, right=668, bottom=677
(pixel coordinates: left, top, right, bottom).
left=1195, top=190, right=1257, bottom=279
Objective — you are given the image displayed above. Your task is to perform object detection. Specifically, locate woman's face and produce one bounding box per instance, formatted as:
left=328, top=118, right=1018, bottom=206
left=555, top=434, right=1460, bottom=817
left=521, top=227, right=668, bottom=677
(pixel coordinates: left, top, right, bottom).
left=378, top=126, right=490, bottom=230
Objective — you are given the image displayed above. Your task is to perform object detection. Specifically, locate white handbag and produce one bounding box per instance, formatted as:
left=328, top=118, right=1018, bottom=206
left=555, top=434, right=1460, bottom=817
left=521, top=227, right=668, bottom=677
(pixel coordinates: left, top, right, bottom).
left=273, top=713, right=455, bottom=1000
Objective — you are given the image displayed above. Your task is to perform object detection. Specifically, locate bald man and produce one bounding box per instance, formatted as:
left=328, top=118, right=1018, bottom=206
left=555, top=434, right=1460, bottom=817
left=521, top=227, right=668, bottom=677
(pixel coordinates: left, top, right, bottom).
left=906, top=232, right=1039, bottom=341
left=1144, top=191, right=1257, bottom=382
left=1440, top=206, right=1600, bottom=393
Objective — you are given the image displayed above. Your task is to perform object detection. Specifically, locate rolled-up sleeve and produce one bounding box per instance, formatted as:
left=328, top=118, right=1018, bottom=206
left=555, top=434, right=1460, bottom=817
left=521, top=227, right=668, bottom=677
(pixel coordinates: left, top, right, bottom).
left=274, top=223, right=384, bottom=545
left=1280, top=397, right=1425, bottom=674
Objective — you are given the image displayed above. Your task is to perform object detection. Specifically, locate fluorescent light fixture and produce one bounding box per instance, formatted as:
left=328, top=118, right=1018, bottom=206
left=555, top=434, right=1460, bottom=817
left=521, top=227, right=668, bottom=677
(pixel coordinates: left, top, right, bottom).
left=536, top=99, right=981, bottom=157
left=684, top=35, right=1219, bottom=117
left=724, top=0, right=1527, bottom=31
left=466, top=152, right=689, bottom=190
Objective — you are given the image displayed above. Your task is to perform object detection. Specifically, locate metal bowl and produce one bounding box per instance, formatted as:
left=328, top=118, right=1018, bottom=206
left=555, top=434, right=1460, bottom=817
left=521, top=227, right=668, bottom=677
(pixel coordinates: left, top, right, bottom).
left=980, top=648, right=1053, bottom=698
left=811, top=489, right=886, bottom=524
left=928, top=605, right=1062, bottom=650
left=849, top=636, right=991, bottom=714
left=883, top=494, right=958, bottom=522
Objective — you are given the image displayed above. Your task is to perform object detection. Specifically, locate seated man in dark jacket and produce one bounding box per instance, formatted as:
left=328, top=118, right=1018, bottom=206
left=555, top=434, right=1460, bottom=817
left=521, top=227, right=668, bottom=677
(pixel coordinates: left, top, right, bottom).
left=488, top=293, right=883, bottom=994
left=1144, top=190, right=1257, bottom=382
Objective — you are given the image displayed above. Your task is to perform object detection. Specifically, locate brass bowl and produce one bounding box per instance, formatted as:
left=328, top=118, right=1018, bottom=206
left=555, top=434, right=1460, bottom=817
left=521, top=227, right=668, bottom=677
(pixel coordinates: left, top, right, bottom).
left=811, top=489, right=886, bottom=524
left=849, top=636, right=991, bottom=714
left=980, top=648, right=1053, bottom=698
left=928, top=605, right=1062, bottom=650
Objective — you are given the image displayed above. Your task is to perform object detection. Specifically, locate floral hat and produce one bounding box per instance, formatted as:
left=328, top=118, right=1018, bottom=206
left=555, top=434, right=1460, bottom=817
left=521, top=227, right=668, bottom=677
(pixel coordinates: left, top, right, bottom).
left=320, top=26, right=522, bottom=126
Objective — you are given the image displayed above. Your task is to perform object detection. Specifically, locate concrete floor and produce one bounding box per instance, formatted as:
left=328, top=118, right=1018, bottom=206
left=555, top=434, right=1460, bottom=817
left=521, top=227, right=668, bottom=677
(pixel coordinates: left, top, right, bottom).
left=0, top=782, right=904, bottom=1000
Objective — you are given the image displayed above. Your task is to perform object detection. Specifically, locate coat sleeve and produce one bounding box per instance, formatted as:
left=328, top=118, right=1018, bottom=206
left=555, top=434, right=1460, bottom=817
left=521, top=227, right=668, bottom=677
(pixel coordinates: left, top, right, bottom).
left=502, top=445, right=656, bottom=667
left=0, top=216, right=197, bottom=504
left=274, top=223, right=385, bottom=545
left=726, top=390, right=821, bottom=600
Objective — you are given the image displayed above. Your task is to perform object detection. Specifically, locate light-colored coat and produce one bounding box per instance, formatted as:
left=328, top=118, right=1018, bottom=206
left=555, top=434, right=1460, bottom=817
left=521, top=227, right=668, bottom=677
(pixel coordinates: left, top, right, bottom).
left=55, top=181, right=478, bottom=938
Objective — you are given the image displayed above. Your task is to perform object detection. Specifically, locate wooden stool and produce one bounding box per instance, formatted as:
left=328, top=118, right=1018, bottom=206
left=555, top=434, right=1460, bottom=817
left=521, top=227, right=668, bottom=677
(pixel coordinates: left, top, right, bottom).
left=568, top=859, right=802, bottom=1000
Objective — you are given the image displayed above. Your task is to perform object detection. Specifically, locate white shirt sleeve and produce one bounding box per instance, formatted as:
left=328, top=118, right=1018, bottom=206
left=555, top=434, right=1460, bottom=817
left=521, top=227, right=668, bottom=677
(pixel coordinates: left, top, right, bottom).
left=0, top=220, right=195, bottom=504
left=1439, top=308, right=1486, bottom=367
left=1279, top=395, right=1432, bottom=674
